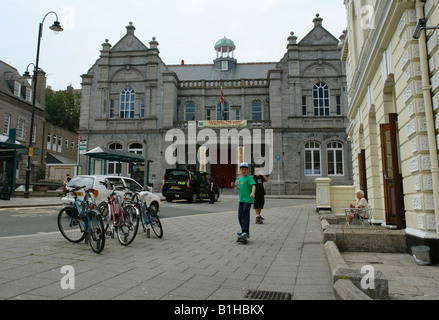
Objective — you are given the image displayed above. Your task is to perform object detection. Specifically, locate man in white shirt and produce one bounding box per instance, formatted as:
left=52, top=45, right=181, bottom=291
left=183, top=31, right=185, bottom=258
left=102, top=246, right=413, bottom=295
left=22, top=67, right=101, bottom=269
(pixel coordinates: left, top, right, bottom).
left=347, top=190, right=368, bottom=225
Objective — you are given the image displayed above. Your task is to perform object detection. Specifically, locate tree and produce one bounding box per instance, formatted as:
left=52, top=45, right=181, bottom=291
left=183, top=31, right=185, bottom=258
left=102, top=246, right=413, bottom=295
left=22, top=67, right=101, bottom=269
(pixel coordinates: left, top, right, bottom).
left=45, top=86, right=81, bottom=132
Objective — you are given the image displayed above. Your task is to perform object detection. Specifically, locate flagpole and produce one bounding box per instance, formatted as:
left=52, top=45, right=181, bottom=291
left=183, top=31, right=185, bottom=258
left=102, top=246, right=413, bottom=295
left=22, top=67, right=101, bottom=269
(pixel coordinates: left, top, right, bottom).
left=220, top=71, right=224, bottom=120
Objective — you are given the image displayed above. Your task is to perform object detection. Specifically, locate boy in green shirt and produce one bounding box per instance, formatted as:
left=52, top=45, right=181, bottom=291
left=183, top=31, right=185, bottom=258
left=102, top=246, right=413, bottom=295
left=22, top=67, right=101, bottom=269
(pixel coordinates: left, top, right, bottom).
left=231, top=163, right=256, bottom=239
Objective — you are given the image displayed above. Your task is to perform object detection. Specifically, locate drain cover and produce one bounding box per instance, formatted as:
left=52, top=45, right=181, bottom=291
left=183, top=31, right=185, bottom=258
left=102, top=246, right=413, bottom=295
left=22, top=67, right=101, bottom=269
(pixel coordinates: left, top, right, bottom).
left=244, top=289, right=292, bottom=300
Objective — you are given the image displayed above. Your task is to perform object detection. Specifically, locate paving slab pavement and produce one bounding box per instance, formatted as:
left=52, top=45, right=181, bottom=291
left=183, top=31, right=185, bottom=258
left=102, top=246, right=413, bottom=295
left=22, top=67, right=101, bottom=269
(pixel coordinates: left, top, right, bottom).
left=341, top=251, right=439, bottom=300
left=0, top=196, right=62, bottom=208
left=0, top=201, right=334, bottom=301
left=3, top=196, right=438, bottom=301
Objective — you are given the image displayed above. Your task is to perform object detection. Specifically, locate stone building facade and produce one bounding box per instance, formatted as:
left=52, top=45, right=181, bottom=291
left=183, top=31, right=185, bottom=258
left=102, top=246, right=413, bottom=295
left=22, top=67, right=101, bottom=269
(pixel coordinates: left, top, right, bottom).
left=0, top=60, right=47, bottom=182
left=78, top=16, right=352, bottom=194
left=44, top=122, right=78, bottom=181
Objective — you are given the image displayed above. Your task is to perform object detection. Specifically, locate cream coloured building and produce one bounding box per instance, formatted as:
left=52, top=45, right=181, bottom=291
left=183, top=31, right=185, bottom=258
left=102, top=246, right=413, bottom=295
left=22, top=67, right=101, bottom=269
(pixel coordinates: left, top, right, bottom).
left=340, top=0, right=439, bottom=262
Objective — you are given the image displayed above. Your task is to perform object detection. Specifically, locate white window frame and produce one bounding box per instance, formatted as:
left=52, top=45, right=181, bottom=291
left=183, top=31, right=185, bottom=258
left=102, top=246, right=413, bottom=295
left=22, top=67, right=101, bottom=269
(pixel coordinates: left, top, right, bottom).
left=120, top=87, right=135, bottom=119
left=108, top=143, right=123, bottom=175
left=26, top=87, right=32, bottom=102
left=304, top=141, right=321, bottom=176
left=184, top=102, right=196, bottom=121
left=336, top=95, right=342, bottom=116
left=109, top=99, right=114, bottom=118
left=58, top=136, right=62, bottom=153
left=217, top=101, right=229, bottom=120
left=140, top=99, right=145, bottom=118
left=235, top=107, right=240, bottom=120
left=206, top=108, right=212, bottom=120
left=251, top=101, right=263, bottom=120
left=17, top=118, right=25, bottom=140
left=32, top=124, right=37, bottom=144
left=302, top=96, right=307, bottom=116
left=313, top=82, right=330, bottom=116
left=127, top=143, right=143, bottom=175
left=14, top=82, right=21, bottom=97
left=52, top=134, right=57, bottom=151
left=3, top=114, right=11, bottom=135
left=221, top=60, right=228, bottom=71
left=47, top=133, right=52, bottom=149
left=327, top=142, right=344, bottom=176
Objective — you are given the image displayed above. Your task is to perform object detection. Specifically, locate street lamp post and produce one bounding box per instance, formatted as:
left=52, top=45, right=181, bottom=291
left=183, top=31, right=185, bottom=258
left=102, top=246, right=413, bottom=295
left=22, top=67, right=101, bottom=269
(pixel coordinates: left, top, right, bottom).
left=24, top=11, right=63, bottom=198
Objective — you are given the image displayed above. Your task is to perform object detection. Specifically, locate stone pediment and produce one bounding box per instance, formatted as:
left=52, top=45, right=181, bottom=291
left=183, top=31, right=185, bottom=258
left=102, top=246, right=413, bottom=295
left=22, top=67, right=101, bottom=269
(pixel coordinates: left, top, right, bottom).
left=303, top=63, right=339, bottom=77
left=111, top=68, right=144, bottom=82
left=299, top=26, right=339, bottom=46
left=111, top=34, right=148, bottom=52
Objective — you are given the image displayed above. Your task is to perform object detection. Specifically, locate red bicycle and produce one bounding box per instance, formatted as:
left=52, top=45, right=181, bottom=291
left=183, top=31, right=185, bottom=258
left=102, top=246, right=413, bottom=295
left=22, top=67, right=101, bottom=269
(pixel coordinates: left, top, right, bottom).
left=98, top=180, right=139, bottom=246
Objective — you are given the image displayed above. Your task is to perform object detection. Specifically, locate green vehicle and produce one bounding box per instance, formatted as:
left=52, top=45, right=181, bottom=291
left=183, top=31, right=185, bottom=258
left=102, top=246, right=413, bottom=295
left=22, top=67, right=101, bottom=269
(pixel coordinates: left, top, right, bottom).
left=162, top=169, right=220, bottom=203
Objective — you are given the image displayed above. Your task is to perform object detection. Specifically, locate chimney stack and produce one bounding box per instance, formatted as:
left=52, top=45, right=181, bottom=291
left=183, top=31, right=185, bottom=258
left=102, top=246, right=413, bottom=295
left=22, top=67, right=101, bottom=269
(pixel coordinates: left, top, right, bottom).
left=32, top=68, right=46, bottom=107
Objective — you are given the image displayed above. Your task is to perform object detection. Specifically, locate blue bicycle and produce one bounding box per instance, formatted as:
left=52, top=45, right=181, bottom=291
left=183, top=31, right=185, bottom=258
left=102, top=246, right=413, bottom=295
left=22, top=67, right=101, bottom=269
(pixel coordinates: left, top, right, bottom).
left=57, top=185, right=106, bottom=254
left=130, top=191, right=163, bottom=238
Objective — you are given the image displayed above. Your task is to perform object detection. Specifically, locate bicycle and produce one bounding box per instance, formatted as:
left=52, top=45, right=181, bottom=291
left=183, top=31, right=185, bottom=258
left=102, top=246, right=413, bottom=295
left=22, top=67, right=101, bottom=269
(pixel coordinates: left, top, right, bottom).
left=57, top=185, right=105, bottom=254
left=129, top=190, right=163, bottom=238
left=98, top=180, right=139, bottom=246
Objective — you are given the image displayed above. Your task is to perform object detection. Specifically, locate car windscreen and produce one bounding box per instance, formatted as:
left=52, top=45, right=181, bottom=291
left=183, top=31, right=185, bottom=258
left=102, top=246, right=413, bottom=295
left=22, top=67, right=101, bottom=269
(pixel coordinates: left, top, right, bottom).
left=66, top=176, right=94, bottom=190
left=165, top=170, right=189, bottom=181
left=124, top=178, right=143, bottom=191
left=195, top=172, right=207, bottom=182
left=105, top=177, right=125, bottom=190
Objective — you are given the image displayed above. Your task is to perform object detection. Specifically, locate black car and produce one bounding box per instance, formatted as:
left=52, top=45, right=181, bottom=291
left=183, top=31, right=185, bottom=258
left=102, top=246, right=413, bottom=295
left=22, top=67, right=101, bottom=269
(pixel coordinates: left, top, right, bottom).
left=162, top=169, right=220, bottom=203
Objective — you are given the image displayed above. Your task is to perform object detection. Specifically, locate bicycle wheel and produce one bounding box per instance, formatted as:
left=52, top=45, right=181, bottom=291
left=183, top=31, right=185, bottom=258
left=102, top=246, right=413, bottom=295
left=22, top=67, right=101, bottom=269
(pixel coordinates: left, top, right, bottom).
left=57, top=206, right=86, bottom=243
left=116, top=205, right=139, bottom=246
left=98, top=201, right=111, bottom=233
left=87, top=209, right=105, bottom=254
left=144, top=205, right=163, bottom=238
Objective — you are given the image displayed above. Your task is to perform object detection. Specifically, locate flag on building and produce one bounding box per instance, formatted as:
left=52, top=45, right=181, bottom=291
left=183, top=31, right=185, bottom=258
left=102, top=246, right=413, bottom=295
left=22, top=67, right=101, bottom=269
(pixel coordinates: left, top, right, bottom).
left=220, top=72, right=224, bottom=120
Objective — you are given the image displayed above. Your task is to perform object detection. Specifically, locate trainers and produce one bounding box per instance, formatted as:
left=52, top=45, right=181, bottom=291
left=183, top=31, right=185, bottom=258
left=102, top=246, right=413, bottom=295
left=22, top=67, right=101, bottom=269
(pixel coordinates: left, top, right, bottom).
left=255, top=215, right=264, bottom=224
left=241, top=232, right=250, bottom=239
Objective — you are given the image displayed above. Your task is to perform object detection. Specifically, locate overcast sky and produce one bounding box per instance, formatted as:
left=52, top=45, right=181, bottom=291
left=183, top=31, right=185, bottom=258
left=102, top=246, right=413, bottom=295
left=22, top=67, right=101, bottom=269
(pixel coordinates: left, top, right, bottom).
left=1, top=0, right=347, bottom=91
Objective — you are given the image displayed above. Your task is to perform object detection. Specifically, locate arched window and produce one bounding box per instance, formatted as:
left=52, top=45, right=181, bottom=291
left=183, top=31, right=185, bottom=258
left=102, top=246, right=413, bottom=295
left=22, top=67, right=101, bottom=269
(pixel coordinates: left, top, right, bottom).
left=327, top=141, right=344, bottom=175
left=128, top=143, right=143, bottom=153
left=108, top=143, right=122, bottom=175
left=217, top=101, right=230, bottom=120
left=128, top=143, right=144, bottom=175
left=120, top=87, right=135, bottom=119
left=252, top=101, right=263, bottom=120
left=305, top=141, right=321, bottom=175
left=184, top=102, right=195, bottom=121
left=313, top=82, right=330, bottom=116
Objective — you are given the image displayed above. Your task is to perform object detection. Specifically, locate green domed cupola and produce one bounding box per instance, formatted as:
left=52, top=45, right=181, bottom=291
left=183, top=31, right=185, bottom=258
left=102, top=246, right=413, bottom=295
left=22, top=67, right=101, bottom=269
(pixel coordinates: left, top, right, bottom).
left=215, top=36, right=236, bottom=59
left=214, top=36, right=237, bottom=72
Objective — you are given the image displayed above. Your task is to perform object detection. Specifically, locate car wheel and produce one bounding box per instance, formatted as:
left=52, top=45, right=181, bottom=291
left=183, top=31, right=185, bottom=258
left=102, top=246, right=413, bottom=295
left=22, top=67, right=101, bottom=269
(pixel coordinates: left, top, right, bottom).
left=214, top=192, right=219, bottom=202
left=190, top=192, right=197, bottom=203
left=166, top=197, right=173, bottom=202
